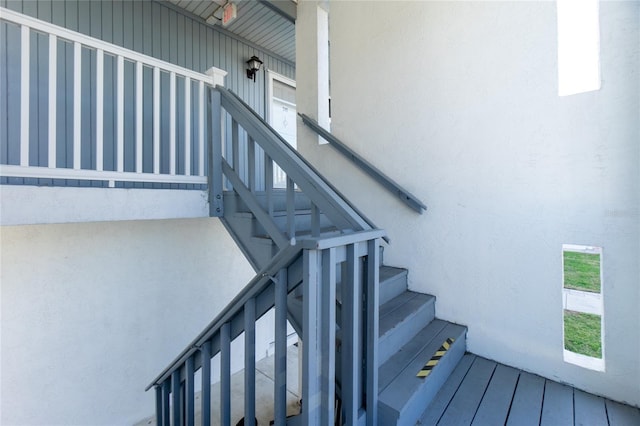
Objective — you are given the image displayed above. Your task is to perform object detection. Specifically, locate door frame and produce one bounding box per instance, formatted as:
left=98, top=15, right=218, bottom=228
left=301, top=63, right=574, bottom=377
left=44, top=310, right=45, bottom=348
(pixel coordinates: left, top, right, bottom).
left=266, top=70, right=296, bottom=127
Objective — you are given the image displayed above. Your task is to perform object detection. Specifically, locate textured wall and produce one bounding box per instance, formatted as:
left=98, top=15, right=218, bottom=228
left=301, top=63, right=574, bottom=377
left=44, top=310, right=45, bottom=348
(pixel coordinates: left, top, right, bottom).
left=0, top=219, right=256, bottom=424
left=297, top=1, right=639, bottom=406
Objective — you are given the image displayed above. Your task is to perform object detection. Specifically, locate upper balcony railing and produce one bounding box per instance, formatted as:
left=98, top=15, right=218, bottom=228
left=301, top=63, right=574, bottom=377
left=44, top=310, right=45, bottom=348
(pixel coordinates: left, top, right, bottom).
left=0, top=7, right=226, bottom=188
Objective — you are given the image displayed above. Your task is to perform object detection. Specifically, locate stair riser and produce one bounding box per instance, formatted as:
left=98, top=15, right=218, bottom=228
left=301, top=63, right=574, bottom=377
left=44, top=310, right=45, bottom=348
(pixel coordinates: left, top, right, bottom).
left=378, top=298, right=435, bottom=366
left=379, top=270, right=408, bottom=306
left=378, top=325, right=467, bottom=426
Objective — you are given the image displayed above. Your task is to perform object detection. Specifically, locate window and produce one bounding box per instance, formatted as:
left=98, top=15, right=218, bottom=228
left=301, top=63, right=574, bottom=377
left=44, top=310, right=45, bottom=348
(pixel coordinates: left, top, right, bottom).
left=557, top=0, right=601, bottom=96
left=562, top=244, right=604, bottom=371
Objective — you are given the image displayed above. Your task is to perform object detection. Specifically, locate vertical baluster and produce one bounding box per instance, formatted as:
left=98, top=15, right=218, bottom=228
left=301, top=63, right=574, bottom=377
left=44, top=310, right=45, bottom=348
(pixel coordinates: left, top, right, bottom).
left=244, top=298, right=256, bottom=426
left=198, top=81, right=205, bottom=176
left=171, top=370, right=181, bottom=426
left=231, top=119, right=239, bottom=175
left=48, top=34, right=57, bottom=168
left=220, top=322, right=231, bottom=426
left=302, top=249, right=321, bottom=424
left=365, top=239, right=379, bottom=426
left=20, top=24, right=29, bottom=166
left=73, top=42, right=82, bottom=170
left=161, top=379, right=171, bottom=426
left=184, top=76, right=191, bottom=176
left=116, top=54, right=124, bottom=172
left=169, top=71, right=176, bottom=175
left=247, top=136, right=255, bottom=192
left=311, top=204, right=321, bottom=237
left=135, top=61, right=143, bottom=173
left=274, top=268, right=288, bottom=426
left=208, top=89, right=223, bottom=216
left=96, top=49, right=104, bottom=171
left=342, top=243, right=362, bottom=424
left=286, top=176, right=295, bottom=241
left=185, top=356, right=195, bottom=426
left=201, top=342, right=212, bottom=426
left=155, top=386, right=163, bottom=426
left=264, top=152, right=274, bottom=216
left=320, top=248, right=336, bottom=426
left=153, top=67, right=160, bottom=174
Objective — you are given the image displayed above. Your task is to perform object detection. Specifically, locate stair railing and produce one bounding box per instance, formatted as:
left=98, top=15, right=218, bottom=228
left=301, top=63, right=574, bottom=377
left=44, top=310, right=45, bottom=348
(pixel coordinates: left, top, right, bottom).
left=147, top=85, right=386, bottom=425
left=209, top=86, right=387, bottom=245
left=0, top=7, right=226, bottom=188
left=299, top=113, right=427, bottom=214
left=146, top=229, right=384, bottom=426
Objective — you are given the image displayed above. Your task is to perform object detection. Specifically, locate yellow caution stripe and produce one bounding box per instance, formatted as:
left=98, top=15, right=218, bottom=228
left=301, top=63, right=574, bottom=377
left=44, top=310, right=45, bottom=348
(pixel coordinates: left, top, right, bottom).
left=416, top=338, right=455, bottom=378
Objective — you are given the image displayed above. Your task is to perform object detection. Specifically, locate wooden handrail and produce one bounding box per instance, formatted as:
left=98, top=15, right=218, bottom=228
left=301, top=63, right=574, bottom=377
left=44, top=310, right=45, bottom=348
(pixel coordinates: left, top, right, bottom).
left=299, top=113, right=428, bottom=214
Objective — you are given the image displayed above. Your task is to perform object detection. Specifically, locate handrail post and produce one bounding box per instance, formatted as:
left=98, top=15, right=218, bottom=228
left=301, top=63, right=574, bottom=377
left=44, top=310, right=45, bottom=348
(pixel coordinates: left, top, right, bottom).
left=365, top=238, right=380, bottom=426
left=209, top=88, right=224, bottom=216
left=302, top=249, right=321, bottom=425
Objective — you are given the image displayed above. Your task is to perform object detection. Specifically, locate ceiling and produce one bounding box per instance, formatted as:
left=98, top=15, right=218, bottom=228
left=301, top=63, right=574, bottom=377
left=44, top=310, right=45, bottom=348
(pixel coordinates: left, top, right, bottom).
left=167, top=0, right=296, bottom=63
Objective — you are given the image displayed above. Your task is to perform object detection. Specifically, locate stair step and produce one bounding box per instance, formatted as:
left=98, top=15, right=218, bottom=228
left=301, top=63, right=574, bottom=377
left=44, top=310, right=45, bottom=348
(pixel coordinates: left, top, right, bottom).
left=379, top=266, right=408, bottom=305
left=378, top=320, right=467, bottom=426
left=379, top=291, right=435, bottom=366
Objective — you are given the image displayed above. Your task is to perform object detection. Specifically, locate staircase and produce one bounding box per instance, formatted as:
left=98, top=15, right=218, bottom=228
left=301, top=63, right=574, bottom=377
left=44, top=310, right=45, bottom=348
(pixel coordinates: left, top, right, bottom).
left=146, top=86, right=467, bottom=425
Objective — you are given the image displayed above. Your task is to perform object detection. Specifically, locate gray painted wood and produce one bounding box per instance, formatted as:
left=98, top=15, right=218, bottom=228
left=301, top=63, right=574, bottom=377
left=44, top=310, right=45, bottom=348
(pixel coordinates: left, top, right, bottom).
left=471, top=364, right=520, bottom=425
left=574, top=389, right=608, bottom=426
left=418, top=354, right=476, bottom=426
left=540, top=380, right=574, bottom=426
left=378, top=322, right=466, bottom=425
left=2, top=0, right=294, bottom=189
left=606, top=399, right=640, bottom=425
left=438, top=357, right=497, bottom=426
left=506, top=372, right=545, bottom=426
left=378, top=319, right=447, bottom=392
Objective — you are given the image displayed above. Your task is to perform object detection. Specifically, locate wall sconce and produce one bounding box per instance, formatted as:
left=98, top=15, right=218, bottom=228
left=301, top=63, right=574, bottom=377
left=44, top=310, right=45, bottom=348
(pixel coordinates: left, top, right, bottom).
left=246, top=56, right=263, bottom=82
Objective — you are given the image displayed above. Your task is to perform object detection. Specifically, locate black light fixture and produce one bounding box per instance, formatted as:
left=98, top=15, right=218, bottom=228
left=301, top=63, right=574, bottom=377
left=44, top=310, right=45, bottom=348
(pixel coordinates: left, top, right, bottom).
left=246, top=55, right=263, bottom=82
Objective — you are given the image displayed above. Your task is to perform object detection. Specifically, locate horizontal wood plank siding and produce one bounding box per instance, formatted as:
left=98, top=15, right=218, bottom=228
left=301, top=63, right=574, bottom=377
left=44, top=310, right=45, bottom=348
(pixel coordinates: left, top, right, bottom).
left=0, top=0, right=294, bottom=188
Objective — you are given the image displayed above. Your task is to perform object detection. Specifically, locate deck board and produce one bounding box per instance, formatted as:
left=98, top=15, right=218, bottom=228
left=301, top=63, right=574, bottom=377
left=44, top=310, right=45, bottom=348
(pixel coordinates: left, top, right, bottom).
left=505, top=372, right=545, bottom=426
left=437, top=357, right=497, bottom=425
left=418, top=354, right=476, bottom=426
left=471, top=364, right=519, bottom=425
left=606, top=399, right=640, bottom=425
left=540, top=380, right=574, bottom=426
left=575, top=389, right=609, bottom=426
left=415, top=354, right=640, bottom=426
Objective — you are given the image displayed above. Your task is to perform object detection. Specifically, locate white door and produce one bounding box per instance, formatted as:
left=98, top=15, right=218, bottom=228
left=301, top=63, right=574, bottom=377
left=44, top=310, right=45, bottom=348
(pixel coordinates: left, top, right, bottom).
left=267, top=72, right=296, bottom=188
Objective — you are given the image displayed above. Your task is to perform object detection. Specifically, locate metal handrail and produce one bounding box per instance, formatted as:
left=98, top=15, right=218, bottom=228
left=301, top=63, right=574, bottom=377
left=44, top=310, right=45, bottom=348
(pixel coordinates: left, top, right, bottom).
left=299, top=113, right=427, bottom=214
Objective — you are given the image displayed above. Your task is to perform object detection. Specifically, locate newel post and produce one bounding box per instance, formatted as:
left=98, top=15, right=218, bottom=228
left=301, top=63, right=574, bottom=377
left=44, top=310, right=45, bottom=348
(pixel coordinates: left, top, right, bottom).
left=205, top=67, right=227, bottom=217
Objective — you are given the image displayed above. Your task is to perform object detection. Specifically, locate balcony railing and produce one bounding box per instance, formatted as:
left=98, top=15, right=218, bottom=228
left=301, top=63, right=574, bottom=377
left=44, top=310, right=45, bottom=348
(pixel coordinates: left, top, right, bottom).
left=0, top=7, right=226, bottom=188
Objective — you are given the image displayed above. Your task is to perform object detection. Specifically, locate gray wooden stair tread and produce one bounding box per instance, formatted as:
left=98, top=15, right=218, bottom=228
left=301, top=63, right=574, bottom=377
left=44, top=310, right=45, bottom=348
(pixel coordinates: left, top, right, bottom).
left=540, top=380, right=574, bottom=426
left=505, top=372, right=545, bottom=426
left=471, top=364, right=520, bottom=425
left=379, top=291, right=433, bottom=330
left=380, top=265, right=407, bottom=282
left=378, top=322, right=466, bottom=411
left=378, top=319, right=448, bottom=392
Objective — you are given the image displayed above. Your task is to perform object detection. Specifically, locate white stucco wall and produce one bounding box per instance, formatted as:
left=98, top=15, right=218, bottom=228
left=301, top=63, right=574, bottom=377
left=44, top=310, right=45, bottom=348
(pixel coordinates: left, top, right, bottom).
left=0, top=218, right=256, bottom=425
left=297, top=1, right=639, bottom=406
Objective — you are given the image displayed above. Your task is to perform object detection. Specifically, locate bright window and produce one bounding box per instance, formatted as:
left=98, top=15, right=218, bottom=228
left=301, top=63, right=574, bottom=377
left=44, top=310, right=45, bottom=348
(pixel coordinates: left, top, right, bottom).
left=562, top=244, right=604, bottom=371
left=557, top=0, right=601, bottom=96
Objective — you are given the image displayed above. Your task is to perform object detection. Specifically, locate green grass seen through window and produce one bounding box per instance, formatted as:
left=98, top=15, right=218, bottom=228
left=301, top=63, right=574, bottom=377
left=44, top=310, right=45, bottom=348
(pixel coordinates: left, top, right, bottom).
left=563, top=251, right=601, bottom=293
left=564, top=310, right=602, bottom=358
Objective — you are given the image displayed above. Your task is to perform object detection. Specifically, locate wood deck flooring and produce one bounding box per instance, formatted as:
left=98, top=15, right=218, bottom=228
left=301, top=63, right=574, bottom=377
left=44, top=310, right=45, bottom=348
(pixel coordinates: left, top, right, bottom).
left=419, top=354, right=640, bottom=426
